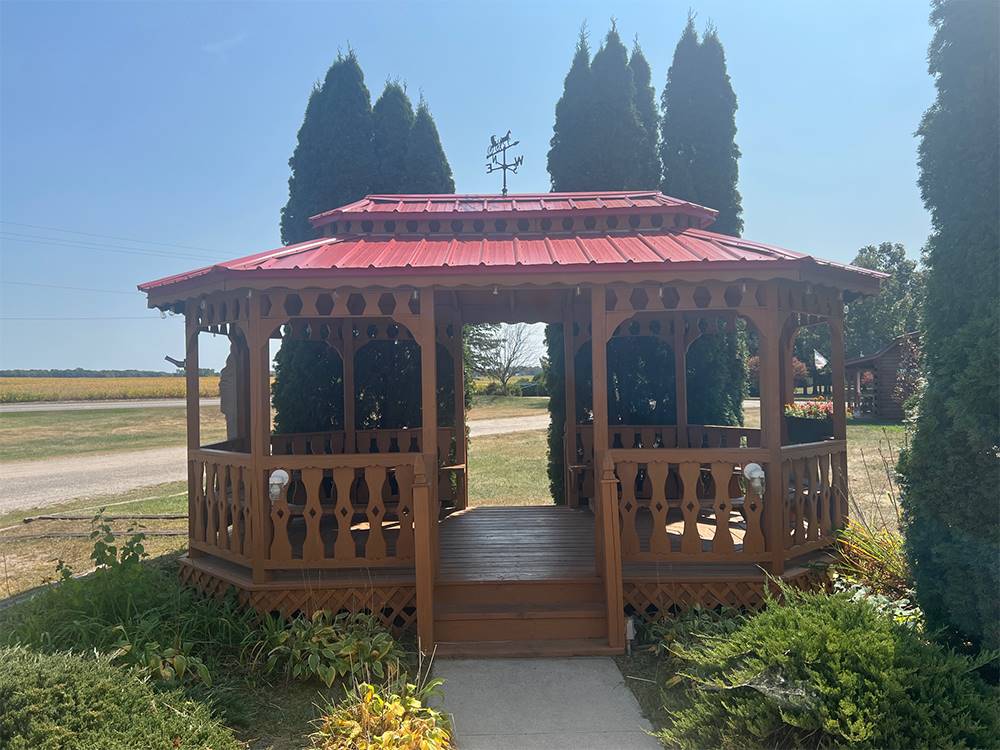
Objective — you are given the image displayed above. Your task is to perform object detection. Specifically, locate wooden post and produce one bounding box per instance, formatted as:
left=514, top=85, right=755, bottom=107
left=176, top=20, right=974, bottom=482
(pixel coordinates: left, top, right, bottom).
left=417, top=289, right=439, bottom=575
left=185, top=313, right=202, bottom=556
left=413, top=454, right=435, bottom=650
left=591, top=286, right=624, bottom=648
left=829, top=313, right=847, bottom=441
left=758, top=300, right=786, bottom=575
left=673, top=315, right=688, bottom=448
left=342, top=322, right=356, bottom=453
left=452, top=316, right=468, bottom=510
left=563, top=302, right=578, bottom=506
left=248, top=299, right=272, bottom=583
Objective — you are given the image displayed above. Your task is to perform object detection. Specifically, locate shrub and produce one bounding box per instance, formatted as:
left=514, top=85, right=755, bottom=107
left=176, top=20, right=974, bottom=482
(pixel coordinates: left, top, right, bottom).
left=310, top=678, right=452, bottom=750
left=249, top=610, right=403, bottom=687
left=0, top=516, right=256, bottom=688
left=0, top=646, right=240, bottom=750
left=659, top=588, right=999, bottom=749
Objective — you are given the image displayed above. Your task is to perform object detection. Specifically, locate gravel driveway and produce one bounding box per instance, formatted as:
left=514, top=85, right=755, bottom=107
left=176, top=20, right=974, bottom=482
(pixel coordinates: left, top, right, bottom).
left=0, top=414, right=550, bottom=515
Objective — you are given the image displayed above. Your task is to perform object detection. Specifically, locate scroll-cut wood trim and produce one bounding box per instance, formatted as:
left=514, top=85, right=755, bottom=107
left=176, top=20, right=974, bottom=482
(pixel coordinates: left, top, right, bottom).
left=617, top=462, right=640, bottom=556
left=301, top=467, right=324, bottom=561
left=678, top=462, right=702, bottom=554
left=364, top=465, right=388, bottom=560
left=710, top=462, right=735, bottom=554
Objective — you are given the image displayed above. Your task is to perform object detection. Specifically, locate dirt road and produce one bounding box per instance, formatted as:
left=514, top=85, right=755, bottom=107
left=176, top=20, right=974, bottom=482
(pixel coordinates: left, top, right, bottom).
left=0, top=414, right=550, bottom=515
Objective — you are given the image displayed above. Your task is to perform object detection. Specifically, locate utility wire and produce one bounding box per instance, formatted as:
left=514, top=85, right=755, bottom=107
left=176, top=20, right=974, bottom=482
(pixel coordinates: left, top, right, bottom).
left=1, top=280, right=140, bottom=295
left=0, top=220, right=222, bottom=254
left=0, top=232, right=216, bottom=261
left=0, top=316, right=168, bottom=321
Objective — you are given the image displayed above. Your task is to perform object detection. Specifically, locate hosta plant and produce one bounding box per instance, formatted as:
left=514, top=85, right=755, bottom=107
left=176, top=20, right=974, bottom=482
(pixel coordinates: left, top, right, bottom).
left=251, top=610, right=402, bottom=687
left=310, top=678, right=452, bottom=750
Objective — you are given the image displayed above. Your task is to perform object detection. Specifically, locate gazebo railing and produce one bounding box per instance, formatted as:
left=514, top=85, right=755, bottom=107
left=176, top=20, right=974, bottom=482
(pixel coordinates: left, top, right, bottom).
left=260, top=453, right=423, bottom=570
left=189, top=448, right=255, bottom=566
left=607, top=447, right=771, bottom=563
left=780, top=440, right=848, bottom=556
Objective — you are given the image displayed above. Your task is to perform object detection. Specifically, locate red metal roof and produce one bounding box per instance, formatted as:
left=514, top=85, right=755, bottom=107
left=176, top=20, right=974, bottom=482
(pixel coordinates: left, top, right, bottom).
left=139, top=192, right=885, bottom=294
left=310, top=191, right=715, bottom=226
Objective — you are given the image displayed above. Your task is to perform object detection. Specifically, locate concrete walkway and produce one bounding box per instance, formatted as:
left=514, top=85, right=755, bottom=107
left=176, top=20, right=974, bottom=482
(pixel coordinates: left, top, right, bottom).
left=434, top=657, right=660, bottom=749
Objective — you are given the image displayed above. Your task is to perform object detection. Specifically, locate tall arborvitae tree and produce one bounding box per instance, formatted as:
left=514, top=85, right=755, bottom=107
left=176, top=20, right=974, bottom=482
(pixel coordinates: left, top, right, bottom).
left=402, top=98, right=455, bottom=193
left=548, top=28, right=595, bottom=191
left=372, top=81, right=415, bottom=194
left=899, top=0, right=999, bottom=651
left=629, top=40, right=660, bottom=189
left=659, top=17, right=701, bottom=202
left=659, top=17, right=747, bottom=430
left=660, top=18, right=742, bottom=235
left=280, top=51, right=375, bottom=244
left=587, top=24, right=645, bottom=189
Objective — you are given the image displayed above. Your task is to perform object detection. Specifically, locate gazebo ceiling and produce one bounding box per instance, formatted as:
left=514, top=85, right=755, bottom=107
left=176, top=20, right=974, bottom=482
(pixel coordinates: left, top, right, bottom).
left=139, top=191, right=885, bottom=298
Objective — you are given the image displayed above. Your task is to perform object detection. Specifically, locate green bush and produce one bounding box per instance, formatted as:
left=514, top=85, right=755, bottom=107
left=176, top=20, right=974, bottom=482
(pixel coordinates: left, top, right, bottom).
left=660, top=588, right=999, bottom=749
left=248, top=610, right=403, bottom=687
left=0, top=527, right=255, bottom=687
left=0, top=646, right=240, bottom=750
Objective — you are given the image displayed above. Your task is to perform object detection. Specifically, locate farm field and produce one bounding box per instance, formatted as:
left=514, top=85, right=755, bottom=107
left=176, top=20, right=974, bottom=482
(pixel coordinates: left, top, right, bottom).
left=0, top=376, right=220, bottom=402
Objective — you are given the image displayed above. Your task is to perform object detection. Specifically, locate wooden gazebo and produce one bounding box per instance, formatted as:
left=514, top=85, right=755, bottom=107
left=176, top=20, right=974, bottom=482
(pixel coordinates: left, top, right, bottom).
left=140, top=191, right=882, bottom=656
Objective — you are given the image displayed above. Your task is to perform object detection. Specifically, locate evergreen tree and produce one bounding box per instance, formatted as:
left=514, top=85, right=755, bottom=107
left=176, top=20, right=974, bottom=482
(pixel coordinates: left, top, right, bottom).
left=587, top=24, right=645, bottom=189
left=659, top=16, right=701, bottom=202
left=371, top=81, right=415, bottom=194
left=691, top=24, right=742, bottom=235
left=402, top=98, right=455, bottom=193
left=899, top=0, right=999, bottom=651
left=280, top=51, right=375, bottom=244
left=548, top=28, right=595, bottom=191
left=659, top=17, right=747, bottom=431
left=629, top=40, right=660, bottom=189
left=660, top=18, right=742, bottom=235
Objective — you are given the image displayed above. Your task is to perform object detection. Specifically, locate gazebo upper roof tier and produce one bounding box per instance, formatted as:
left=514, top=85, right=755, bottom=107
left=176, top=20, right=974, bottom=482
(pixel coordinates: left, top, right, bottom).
left=139, top=191, right=885, bottom=300
left=309, top=191, right=717, bottom=229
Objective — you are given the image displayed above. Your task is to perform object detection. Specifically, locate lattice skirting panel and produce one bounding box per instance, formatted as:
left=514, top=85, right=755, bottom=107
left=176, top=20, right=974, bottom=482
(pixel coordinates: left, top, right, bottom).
left=178, top=561, right=418, bottom=636
left=623, top=566, right=830, bottom=624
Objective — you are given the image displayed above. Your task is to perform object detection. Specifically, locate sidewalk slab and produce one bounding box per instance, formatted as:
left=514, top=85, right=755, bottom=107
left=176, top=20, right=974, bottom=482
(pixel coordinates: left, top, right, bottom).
left=434, top=657, right=661, bottom=750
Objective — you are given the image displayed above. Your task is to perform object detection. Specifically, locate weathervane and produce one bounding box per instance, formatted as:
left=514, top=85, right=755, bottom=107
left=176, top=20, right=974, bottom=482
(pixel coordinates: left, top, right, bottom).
left=486, top=130, right=523, bottom=196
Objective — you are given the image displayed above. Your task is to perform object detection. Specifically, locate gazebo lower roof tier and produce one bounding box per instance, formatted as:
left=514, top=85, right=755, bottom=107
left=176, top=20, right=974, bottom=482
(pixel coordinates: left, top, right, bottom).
left=139, top=191, right=885, bottom=300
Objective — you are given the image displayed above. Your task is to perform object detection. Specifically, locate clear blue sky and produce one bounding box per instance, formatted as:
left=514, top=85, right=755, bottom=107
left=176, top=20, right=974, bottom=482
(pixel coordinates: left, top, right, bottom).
left=0, top=1, right=934, bottom=371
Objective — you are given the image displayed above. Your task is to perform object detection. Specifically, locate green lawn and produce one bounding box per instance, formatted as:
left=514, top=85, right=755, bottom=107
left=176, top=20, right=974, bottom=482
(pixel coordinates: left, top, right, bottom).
left=468, top=394, right=550, bottom=420
left=0, top=407, right=227, bottom=462
left=467, top=429, right=551, bottom=506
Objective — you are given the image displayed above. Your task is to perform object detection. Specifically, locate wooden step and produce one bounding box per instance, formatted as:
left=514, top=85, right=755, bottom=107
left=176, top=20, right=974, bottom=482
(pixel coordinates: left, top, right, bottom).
left=434, top=601, right=606, bottom=642
left=435, top=578, right=604, bottom=607
left=434, top=638, right=622, bottom=658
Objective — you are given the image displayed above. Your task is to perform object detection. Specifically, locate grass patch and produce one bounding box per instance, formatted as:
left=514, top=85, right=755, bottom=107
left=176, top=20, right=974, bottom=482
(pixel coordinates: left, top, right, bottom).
left=0, top=406, right=226, bottom=462
left=467, top=395, right=549, bottom=420
left=467, top=428, right=551, bottom=505
left=0, top=481, right=188, bottom=597
left=0, top=375, right=219, bottom=402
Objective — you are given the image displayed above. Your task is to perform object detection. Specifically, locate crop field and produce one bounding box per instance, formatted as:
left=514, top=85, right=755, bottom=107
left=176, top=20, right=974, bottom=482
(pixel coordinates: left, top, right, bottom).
left=0, top=376, right=220, bottom=402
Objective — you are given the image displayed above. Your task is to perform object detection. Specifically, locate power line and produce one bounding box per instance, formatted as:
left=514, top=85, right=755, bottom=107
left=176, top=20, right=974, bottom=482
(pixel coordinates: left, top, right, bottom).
left=0, top=220, right=223, bottom=254
left=0, top=316, right=168, bottom=321
left=1, top=280, right=140, bottom=295
left=0, top=231, right=216, bottom=261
